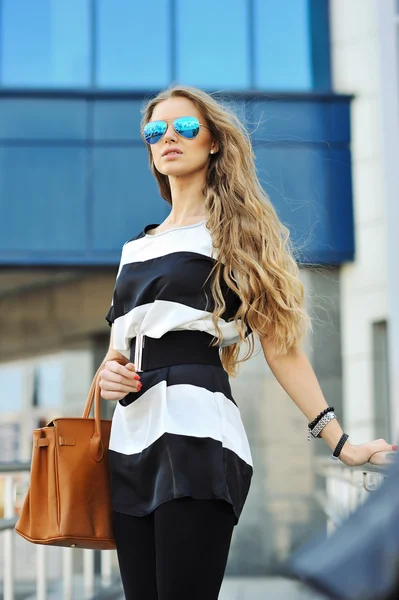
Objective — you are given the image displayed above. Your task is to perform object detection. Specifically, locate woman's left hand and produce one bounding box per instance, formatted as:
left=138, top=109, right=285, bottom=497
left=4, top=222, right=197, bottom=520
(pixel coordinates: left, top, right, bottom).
left=339, top=439, right=398, bottom=467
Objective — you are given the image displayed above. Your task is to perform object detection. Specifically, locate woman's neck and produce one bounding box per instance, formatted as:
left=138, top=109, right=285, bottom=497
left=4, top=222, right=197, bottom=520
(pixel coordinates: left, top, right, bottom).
left=167, top=174, right=207, bottom=224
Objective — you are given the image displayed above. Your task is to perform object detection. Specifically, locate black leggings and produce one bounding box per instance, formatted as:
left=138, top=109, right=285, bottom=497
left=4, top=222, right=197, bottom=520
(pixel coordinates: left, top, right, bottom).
left=112, top=497, right=236, bottom=600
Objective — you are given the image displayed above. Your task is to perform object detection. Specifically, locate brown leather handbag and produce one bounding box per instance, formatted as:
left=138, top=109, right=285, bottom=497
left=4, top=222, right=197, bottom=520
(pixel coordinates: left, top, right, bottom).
left=15, top=361, right=116, bottom=549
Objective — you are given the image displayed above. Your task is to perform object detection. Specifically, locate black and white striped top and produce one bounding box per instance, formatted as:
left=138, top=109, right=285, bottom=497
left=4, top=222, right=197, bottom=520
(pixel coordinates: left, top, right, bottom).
left=106, top=219, right=252, bottom=355
left=105, top=219, right=253, bottom=525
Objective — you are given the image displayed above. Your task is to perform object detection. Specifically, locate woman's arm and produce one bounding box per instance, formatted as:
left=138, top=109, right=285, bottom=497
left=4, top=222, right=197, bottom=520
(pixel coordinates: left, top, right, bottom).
left=104, top=325, right=128, bottom=363
left=260, top=336, right=396, bottom=466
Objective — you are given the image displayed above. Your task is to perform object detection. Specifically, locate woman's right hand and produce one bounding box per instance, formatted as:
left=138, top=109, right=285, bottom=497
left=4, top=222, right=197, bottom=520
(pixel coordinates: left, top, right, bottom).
left=99, top=360, right=142, bottom=401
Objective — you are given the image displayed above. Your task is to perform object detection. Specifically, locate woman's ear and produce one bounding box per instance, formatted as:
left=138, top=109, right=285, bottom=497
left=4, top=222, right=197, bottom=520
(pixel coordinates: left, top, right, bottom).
left=210, top=141, right=220, bottom=154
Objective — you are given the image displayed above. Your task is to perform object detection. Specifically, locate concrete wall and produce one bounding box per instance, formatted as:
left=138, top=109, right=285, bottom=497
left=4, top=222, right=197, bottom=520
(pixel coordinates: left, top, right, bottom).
left=375, top=0, right=399, bottom=439
left=0, top=271, right=115, bottom=363
left=329, top=0, right=389, bottom=442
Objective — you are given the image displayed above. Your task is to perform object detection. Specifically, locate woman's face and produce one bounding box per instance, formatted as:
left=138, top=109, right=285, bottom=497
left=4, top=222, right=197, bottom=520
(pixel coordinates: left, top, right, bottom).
left=147, top=97, right=218, bottom=179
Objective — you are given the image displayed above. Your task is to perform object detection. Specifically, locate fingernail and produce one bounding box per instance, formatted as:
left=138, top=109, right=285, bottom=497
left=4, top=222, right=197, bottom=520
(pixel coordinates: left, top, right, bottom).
left=134, top=374, right=141, bottom=380
left=392, top=445, right=398, bottom=451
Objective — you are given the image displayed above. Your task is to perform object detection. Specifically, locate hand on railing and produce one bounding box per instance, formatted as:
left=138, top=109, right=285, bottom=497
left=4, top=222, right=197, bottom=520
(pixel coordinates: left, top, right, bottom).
left=339, top=438, right=398, bottom=467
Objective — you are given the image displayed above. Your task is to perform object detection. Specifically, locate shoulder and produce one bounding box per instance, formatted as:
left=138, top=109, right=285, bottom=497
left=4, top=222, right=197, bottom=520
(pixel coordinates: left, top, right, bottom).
left=124, top=226, right=148, bottom=245
left=114, top=227, right=146, bottom=268
left=117, top=223, right=155, bottom=265
left=124, top=222, right=161, bottom=244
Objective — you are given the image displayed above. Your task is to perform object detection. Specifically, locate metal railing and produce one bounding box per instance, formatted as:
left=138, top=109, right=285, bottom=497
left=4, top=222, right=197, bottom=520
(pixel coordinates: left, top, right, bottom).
left=314, top=457, right=390, bottom=535
left=0, top=462, right=120, bottom=600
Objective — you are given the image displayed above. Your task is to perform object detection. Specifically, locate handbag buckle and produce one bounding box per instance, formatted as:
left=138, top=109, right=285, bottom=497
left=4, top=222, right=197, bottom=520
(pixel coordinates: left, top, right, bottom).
left=35, top=438, right=49, bottom=448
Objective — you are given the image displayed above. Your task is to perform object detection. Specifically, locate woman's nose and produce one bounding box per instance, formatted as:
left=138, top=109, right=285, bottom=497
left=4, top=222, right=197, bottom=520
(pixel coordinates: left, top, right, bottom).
left=163, top=122, right=177, bottom=142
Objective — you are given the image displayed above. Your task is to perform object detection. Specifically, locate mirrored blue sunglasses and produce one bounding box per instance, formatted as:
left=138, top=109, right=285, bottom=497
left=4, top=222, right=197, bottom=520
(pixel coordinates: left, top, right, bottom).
left=142, top=116, right=209, bottom=145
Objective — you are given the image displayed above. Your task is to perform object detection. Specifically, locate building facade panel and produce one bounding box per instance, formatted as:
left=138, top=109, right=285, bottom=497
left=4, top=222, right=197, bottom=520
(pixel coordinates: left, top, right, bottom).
left=92, top=146, right=164, bottom=252
left=96, top=0, right=172, bottom=88
left=0, top=0, right=330, bottom=92
left=1, top=0, right=91, bottom=87
left=329, top=147, right=354, bottom=261
left=0, top=98, right=88, bottom=140
left=0, top=93, right=354, bottom=266
left=256, top=145, right=330, bottom=254
left=249, top=99, right=329, bottom=142
left=254, top=0, right=312, bottom=90
left=176, top=0, right=250, bottom=89
left=329, top=0, right=398, bottom=444
left=92, top=100, right=143, bottom=141
left=0, top=145, right=87, bottom=252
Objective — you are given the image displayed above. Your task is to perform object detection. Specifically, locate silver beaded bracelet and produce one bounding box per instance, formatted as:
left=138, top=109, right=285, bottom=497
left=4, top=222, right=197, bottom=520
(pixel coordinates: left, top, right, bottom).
left=307, top=412, right=337, bottom=441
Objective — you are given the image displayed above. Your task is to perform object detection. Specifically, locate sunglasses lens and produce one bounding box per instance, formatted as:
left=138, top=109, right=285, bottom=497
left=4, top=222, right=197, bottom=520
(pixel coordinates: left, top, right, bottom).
left=143, top=121, right=167, bottom=144
left=174, top=117, right=200, bottom=139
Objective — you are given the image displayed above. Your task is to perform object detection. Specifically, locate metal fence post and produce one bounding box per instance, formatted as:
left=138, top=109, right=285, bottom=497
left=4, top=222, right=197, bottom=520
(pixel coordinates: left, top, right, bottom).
left=83, top=549, right=95, bottom=598
left=36, top=544, right=47, bottom=600
left=4, top=475, right=15, bottom=600
left=101, top=550, right=113, bottom=588
left=63, top=548, right=73, bottom=600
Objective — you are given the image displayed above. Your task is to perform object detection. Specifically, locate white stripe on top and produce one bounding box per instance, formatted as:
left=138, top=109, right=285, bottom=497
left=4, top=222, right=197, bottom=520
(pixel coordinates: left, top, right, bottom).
left=109, top=380, right=253, bottom=468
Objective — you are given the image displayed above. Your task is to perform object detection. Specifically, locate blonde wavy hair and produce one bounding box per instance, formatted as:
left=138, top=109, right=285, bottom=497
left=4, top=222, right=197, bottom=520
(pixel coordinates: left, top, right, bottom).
left=141, top=85, right=311, bottom=377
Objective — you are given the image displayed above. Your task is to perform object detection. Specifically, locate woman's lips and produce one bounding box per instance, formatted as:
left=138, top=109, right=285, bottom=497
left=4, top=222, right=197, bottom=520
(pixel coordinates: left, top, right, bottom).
left=162, top=151, right=182, bottom=158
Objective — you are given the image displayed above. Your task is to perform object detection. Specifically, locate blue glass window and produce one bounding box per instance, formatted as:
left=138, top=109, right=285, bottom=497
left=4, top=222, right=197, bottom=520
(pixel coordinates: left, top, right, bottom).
left=176, top=0, right=250, bottom=89
left=0, top=99, right=87, bottom=140
left=0, top=147, right=87, bottom=251
left=254, top=0, right=312, bottom=90
left=96, top=0, right=171, bottom=88
left=92, top=147, right=163, bottom=251
left=1, top=0, right=90, bottom=87
left=92, top=101, right=143, bottom=141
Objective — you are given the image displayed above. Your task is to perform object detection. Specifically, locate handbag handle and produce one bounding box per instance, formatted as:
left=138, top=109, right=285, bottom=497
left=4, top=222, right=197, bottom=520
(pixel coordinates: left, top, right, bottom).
left=82, top=357, right=127, bottom=462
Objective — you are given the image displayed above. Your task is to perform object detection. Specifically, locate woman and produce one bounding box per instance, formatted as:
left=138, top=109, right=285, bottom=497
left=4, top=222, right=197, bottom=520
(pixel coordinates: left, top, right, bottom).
left=99, top=85, right=396, bottom=600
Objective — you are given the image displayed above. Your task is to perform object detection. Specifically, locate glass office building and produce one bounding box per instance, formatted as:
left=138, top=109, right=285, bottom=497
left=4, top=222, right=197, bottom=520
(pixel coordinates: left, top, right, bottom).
left=0, top=0, right=352, bottom=265
left=1, top=0, right=327, bottom=90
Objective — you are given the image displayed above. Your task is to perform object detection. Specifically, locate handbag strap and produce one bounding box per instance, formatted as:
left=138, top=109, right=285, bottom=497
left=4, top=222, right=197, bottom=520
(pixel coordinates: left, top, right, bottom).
left=82, top=362, right=106, bottom=420
left=82, top=357, right=127, bottom=462
left=82, top=356, right=127, bottom=419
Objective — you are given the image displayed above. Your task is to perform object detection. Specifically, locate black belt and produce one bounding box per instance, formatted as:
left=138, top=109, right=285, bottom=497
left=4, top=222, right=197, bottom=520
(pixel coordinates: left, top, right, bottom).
left=130, top=330, right=222, bottom=372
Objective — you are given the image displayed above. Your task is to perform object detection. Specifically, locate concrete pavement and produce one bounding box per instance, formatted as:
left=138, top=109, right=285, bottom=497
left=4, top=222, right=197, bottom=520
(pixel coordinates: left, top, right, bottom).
left=22, top=574, right=326, bottom=599
left=112, top=576, right=327, bottom=599
left=218, top=577, right=325, bottom=599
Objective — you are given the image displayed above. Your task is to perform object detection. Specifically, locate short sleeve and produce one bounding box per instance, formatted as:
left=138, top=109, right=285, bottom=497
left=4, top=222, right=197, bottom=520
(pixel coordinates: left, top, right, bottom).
left=105, top=304, right=115, bottom=328
left=105, top=242, right=127, bottom=327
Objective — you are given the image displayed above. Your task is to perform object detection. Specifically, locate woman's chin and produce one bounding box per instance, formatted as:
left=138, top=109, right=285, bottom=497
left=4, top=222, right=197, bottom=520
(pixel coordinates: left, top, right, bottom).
left=156, top=165, right=191, bottom=177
